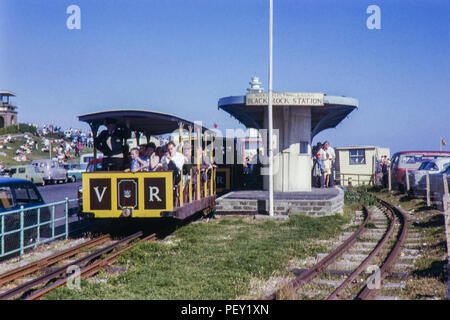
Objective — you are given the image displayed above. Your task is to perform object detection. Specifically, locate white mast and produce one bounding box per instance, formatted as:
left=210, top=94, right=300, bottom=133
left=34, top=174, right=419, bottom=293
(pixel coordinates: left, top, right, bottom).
left=268, top=0, right=274, bottom=216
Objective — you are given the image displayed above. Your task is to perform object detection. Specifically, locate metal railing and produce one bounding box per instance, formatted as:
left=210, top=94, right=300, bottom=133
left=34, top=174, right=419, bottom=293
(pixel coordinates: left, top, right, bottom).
left=335, top=172, right=376, bottom=186
left=0, top=197, right=79, bottom=258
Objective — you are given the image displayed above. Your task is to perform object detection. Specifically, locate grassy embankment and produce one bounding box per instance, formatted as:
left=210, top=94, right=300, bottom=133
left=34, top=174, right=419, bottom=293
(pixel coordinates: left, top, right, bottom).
left=0, top=127, right=92, bottom=167
left=45, top=190, right=372, bottom=300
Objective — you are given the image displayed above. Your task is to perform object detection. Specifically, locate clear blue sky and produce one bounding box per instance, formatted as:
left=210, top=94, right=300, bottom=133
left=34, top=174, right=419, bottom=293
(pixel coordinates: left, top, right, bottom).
left=0, top=0, right=449, bottom=154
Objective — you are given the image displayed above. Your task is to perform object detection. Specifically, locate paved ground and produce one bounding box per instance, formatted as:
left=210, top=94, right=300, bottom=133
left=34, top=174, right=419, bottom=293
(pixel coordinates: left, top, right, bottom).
left=37, top=181, right=80, bottom=203
left=36, top=181, right=84, bottom=236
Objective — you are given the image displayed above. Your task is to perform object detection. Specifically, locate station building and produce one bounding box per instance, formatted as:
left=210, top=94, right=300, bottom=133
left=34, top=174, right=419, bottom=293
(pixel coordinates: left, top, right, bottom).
left=218, top=76, right=358, bottom=192
left=215, top=76, right=358, bottom=216
left=0, top=91, right=18, bottom=128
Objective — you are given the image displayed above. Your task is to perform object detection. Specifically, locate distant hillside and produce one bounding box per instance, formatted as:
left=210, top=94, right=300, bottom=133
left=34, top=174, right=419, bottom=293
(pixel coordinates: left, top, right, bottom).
left=0, top=125, right=93, bottom=167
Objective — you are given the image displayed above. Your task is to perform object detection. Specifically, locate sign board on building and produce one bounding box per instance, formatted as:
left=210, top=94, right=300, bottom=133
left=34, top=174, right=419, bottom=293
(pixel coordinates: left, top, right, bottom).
left=246, top=92, right=324, bottom=106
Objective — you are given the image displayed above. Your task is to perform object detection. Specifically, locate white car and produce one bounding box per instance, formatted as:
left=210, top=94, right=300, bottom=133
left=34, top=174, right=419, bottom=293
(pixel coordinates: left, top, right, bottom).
left=411, top=160, right=450, bottom=198
left=410, top=158, right=450, bottom=189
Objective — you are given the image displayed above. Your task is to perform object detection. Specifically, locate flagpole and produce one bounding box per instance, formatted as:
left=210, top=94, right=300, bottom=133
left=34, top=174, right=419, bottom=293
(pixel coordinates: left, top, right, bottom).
left=441, top=137, right=443, bottom=151
left=268, top=0, right=274, bottom=216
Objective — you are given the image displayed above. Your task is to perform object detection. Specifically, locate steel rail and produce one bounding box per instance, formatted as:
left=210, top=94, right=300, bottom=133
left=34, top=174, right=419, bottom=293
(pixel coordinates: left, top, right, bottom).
left=0, top=231, right=142, bottom=300
left=0, top=234, right=110, bottom=287
left=24, top=233, right=157, bottom=300
left=356, top=200, right=408, bottom=300
left=266, top=205, right=371, bottom=300
left=327, top=201, right=396, bottom=300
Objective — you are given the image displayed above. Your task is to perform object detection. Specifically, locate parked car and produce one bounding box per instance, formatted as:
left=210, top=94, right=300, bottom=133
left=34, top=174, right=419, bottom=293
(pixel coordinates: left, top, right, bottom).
left=390, top=151, right=450, bottom=192
left=79, top=153, right=103, bottom=171
left=410, top=158, right=450, bottom=195
left=9, top=165, right=45, bottom=186
left=31, top=159, right=68, bottom=185
left=85, top=158, right=103, bottom=172
left=0, top=178, right=50, bottom=255
left=412, top=165, right=450, bottom=199
left=64, top=163, right=83, bottom=183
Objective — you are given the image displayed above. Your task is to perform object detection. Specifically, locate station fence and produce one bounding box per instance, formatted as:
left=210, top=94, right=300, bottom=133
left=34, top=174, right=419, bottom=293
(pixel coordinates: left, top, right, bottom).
left=0, top=197, right=80, bottom=259
left=402, top=170, right=450, bottom=208
left=335, top=173, right=376, bottom=187
left=336, top=169, right=450, bottom=208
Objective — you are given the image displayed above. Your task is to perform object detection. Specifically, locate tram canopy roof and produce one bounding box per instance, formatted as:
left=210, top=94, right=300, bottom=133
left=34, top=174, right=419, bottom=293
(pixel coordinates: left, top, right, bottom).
left=78, top=109, right=211, bottom=136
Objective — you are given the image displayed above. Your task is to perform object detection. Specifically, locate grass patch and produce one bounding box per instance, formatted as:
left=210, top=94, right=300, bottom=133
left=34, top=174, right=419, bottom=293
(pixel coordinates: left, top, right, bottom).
left=45, top=210, right=354, bottom=300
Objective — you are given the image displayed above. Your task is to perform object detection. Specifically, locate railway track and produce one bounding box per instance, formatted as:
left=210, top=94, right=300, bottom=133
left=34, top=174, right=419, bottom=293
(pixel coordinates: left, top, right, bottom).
left=0, top=231, right=157, bottom=300
left=267, top=197, right=410, bottom=300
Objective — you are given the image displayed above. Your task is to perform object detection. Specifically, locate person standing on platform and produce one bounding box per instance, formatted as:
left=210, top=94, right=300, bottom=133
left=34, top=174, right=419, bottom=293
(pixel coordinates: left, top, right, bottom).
left=94, top=118, right=131, bottom=171
left=312, top=142, right=324, bottom=188
left=321, top=141, right=336, bottom=186
left=323, top=154, right=332, bottom=187
left=381, top=156, right=389, bottom=188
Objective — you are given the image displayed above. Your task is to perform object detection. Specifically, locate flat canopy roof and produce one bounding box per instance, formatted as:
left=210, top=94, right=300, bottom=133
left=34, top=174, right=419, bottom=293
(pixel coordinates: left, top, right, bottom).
left=0, top=91, right=16, bottom=97
left=218, top=94, right=358, bottom=139
left=78, top=109, right=210, bottom=136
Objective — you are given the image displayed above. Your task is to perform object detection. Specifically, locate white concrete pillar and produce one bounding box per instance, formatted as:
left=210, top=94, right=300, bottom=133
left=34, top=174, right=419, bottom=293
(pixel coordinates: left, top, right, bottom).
left=263, top=106, right=312, bottom=192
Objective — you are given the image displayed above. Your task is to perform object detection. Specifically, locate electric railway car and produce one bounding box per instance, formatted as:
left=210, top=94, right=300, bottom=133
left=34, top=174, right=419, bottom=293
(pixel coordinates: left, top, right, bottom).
left=78, top=110, right=216, bottom=220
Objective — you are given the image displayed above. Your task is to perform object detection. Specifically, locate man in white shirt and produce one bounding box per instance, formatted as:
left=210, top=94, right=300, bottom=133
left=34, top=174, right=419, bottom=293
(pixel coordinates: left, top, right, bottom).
left=161, top=141, right=185, bottom=172
left=322, top=141, right=336, bottom=186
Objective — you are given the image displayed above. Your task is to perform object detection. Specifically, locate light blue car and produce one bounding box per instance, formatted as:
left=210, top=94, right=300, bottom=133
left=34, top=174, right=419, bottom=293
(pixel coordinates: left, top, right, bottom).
left=64, top=163, right=83, bottom=183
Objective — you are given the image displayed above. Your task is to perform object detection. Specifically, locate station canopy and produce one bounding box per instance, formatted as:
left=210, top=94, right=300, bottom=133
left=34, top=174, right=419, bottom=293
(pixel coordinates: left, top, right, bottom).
left=0, top=91, right=16, bottom=97
left=78, top=109, right=211, bottom=136
left=218, top=94, right=358, bottom=139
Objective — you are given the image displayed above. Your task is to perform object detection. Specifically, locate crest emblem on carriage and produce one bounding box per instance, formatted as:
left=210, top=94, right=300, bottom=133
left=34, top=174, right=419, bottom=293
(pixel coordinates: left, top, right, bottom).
left=117, top=179, right=138, bottom=209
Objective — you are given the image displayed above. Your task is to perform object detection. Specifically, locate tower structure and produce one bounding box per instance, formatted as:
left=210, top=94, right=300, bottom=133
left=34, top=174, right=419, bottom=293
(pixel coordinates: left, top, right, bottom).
left=0, top=91, right=18, bottom=128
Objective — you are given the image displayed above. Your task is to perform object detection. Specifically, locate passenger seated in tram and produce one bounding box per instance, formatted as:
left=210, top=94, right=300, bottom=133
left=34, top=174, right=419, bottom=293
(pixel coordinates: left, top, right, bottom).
left=94, top=118, right=131, bottom=171
left=160, top=141, right=185, bottom=171
left=196, top=146, right=213, bottom=182
left=125, top=147, right=147, bottom=172
left=141, top=142, right=160, bottom=171
left=181, top=142, right=193, bottom=186
left=154, top=146, right=164, bottom=162
left=159, top=141, right=185, bottom=185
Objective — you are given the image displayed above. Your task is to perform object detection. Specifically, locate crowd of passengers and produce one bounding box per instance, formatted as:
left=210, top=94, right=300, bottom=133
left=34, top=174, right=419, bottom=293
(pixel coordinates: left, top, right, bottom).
left=94, top=118, right=213, bottom=184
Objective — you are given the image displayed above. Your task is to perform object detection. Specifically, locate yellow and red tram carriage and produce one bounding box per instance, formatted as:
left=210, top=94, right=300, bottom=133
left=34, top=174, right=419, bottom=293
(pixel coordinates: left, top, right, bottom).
left=78, top=110, right=216, bottom=220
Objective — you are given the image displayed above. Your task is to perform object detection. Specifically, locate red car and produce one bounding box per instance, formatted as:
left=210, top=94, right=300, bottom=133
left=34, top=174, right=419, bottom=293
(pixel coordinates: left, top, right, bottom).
left=391, top=151, right=450, bottom=191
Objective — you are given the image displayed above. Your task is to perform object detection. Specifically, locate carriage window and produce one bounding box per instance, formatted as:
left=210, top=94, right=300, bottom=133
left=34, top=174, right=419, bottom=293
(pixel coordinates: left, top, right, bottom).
left=18, top=168, right=26, bottom=173
left=349, top=149, right=366, bottom=165
left=0, top=187, right=14, bottom=210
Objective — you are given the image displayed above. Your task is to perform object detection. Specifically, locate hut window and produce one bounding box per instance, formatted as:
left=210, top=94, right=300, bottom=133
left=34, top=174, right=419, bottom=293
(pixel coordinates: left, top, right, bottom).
left=349, top=149, right=366, bottom=164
